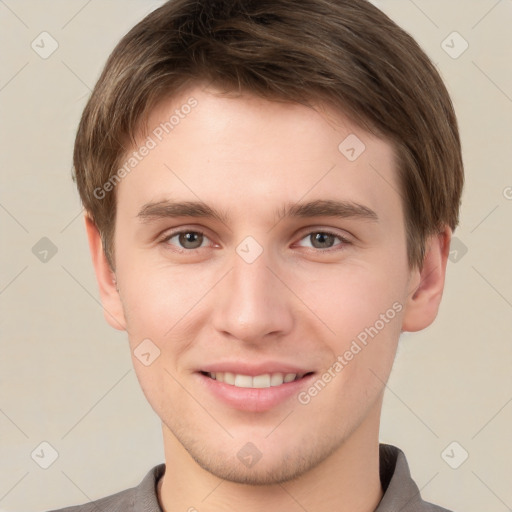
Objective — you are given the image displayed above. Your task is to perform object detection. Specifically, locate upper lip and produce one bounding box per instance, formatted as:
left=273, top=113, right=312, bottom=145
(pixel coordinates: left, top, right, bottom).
left=199, top=362, right=314, bottom=376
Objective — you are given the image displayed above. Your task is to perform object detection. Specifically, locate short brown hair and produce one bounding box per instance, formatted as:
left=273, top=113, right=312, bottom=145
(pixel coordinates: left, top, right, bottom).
left=73, top=0, right=464, bottom=270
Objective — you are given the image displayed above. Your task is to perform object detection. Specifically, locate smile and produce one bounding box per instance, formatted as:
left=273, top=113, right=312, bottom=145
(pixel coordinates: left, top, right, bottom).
left=202, top=371, right=309, bottom=388
left=197, top=370, right=316, bottom=412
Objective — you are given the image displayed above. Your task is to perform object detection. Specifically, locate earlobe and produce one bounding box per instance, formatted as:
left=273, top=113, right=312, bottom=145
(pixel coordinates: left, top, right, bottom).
left=84, top=215, right=127, bottom=331
left=401, top=226, right=452, bottom=333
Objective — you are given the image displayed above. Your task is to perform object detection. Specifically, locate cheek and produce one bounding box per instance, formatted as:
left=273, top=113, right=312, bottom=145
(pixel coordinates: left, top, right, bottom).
left=302, top=280, right=404, bottom=418
left=118, top=255, right=218, bottom=354
left=130, top=357, right=189, bottom=428
left=301, top=260, right=406, bottom=335
left=296, top=259, right=406, bottom=400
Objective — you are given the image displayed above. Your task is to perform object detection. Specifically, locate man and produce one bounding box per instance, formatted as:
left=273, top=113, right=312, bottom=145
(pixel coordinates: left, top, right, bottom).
left=55, top=0, right=464, bottom=510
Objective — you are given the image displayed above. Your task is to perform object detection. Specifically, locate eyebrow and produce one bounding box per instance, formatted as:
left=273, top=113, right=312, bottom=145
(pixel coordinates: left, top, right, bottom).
left=137, top=199, right=379, bottom=225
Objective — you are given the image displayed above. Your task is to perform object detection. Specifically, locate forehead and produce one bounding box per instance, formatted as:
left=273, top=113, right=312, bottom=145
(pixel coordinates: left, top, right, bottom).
left=116, top=83, right=401, bottom=227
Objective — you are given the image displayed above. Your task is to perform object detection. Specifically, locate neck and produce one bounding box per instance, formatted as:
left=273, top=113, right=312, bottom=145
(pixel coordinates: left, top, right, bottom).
left=157, top=406, right=383, bottom=512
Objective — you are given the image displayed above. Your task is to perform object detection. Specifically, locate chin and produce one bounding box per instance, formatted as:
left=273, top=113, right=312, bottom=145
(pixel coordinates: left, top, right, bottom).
left=176, top=426, right=342, bottom=486
left=192, top=451, right=316, bottom=486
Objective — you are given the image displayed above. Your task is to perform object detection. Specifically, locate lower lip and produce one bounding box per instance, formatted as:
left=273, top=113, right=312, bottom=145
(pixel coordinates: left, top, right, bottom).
left=196, top=372, right=316, bottom=412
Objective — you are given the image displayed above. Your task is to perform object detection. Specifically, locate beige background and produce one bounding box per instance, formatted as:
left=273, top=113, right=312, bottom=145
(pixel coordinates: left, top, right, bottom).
left=0, top=1, right=511, bottom=511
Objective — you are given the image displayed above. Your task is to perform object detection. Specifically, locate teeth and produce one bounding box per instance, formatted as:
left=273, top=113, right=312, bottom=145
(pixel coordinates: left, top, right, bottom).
left=223, top=372, right=235, bottom=385
left=270, top=373, right=285, bottom=386
left=208, top=372, right=302, bottom=388
left=253, top=374, right=271, bottom=388
left=234, top=374, right=253, bottom=388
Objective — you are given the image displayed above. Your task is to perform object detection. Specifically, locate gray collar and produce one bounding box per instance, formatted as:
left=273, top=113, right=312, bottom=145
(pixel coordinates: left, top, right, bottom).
left=131, top=444, right=450, bottom=512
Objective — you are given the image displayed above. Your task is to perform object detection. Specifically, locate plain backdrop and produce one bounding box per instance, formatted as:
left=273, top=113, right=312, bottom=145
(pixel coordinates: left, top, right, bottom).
left=0, top=1, right=511, bottom=511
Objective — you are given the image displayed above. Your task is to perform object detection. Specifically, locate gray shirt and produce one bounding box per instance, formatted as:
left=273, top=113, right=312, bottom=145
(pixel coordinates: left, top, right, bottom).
left=46, top=444, right=454, bottom=512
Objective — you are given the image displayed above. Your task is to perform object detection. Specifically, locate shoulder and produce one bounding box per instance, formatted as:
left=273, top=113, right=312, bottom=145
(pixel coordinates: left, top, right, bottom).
left=421, top=502, right=455, bottom=512
left=378, top=444, right=457, bottom=512
left=44, top=487, right=135, bottom=512
left=42, top=464, right=165, bottom=512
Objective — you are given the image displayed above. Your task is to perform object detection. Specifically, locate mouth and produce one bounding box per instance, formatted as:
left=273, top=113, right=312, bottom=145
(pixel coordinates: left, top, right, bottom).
left=200, top=371, right=314, bottom=388
left=196, top=363, right=317, bottom=411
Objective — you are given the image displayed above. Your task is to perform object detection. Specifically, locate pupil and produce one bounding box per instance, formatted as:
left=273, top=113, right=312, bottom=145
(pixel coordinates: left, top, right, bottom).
left=313, top=233, right=333, bottom=248
left=180, top=232, right=202, bottom=248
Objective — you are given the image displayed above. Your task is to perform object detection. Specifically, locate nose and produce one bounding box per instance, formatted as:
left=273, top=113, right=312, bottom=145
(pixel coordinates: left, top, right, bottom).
left=211, top=247, right=294, bottom=345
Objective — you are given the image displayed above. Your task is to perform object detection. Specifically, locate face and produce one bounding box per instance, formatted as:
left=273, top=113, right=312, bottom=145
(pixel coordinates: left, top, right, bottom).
left=91, top=83, right=444, bottom=485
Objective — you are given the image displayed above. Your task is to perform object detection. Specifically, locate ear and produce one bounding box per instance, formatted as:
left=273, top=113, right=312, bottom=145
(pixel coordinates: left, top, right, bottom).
left=84, top=215, right=127, bottom=331
left=401, top=226, right=452, bottom=332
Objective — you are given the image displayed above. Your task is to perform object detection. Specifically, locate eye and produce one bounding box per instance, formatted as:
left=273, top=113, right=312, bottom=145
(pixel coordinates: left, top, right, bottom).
left=159, top=228, right=350, bottom=252
left=162, top=230, right=211, bottom=250
left=296, top=231, right=349, bottom=250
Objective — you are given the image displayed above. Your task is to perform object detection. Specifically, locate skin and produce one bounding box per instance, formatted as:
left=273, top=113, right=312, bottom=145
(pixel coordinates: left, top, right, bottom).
left=86, top=83, right=451, bottom=512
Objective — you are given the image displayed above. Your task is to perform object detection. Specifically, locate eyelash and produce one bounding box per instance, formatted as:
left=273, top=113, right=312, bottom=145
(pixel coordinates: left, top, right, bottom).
left=159, top=229, right=351, bottom=253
